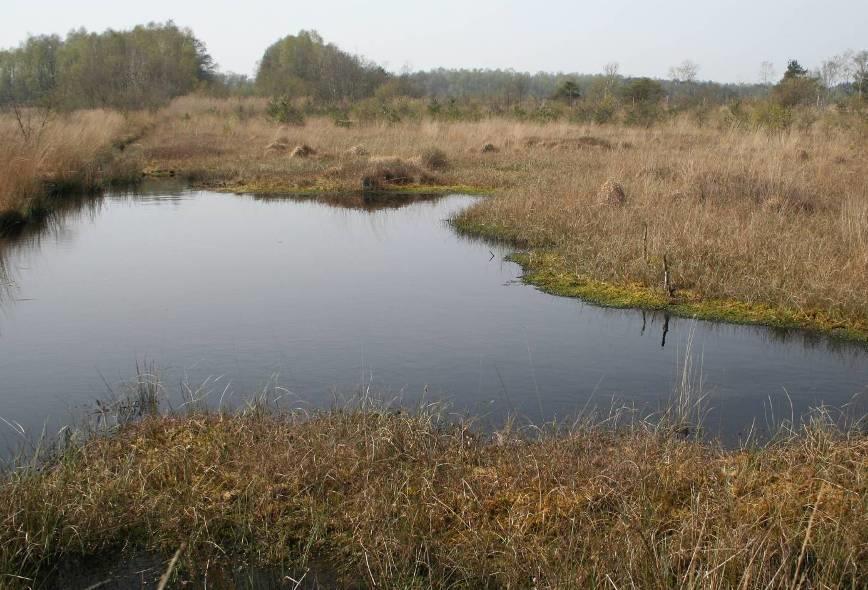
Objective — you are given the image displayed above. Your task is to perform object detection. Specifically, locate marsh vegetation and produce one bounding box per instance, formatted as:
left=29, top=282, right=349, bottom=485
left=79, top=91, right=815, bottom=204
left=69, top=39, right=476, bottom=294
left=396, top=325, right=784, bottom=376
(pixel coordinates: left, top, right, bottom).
left=2, top=91, right=865, bottom=337
left=133, top=98, right=867, bottom=339
left=0, top=21, right=866, bottom=589
left=1, top=391, right=865, bottom=589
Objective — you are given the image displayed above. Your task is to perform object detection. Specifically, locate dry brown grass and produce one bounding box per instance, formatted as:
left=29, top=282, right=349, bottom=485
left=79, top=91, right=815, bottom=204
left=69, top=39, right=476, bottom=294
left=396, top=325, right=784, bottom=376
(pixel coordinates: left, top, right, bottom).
left=362, top=157, right=441, bottom=190
left=1, top=405, right=865, bottom=588
left=457, top=121, right=868, bottom=335
left=138, top=98, right=523, bottom=191
left=136, top=97, right=868, bottom=336
left=0, top=109, right=144, bottom=224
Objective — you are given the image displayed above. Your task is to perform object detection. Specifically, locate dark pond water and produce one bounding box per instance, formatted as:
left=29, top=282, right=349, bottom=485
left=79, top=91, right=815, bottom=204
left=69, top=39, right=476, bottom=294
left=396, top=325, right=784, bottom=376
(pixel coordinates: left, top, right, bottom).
left=0, top=184, right=866, bottom=451
left=43, top=552, right=337, bottom=589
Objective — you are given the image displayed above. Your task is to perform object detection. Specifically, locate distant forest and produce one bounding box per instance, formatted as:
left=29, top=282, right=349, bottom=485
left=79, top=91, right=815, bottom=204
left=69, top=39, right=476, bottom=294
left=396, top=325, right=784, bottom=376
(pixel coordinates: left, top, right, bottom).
left=0, top=22, right=214, bottom=109
left=1, top=24, right=866, bottom=112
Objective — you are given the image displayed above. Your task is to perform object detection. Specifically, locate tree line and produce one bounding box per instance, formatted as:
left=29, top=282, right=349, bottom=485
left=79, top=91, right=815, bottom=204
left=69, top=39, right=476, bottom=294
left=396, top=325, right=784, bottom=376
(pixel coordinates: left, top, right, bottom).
left=0, top=22, right=214, bottom=109
left=2, top=24, right=865, bottom=114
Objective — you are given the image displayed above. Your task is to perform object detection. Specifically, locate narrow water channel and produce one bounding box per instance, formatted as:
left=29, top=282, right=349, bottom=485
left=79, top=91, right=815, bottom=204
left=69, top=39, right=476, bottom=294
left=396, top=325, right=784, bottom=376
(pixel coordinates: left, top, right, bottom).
left=0, top=184, right=865, bottom=450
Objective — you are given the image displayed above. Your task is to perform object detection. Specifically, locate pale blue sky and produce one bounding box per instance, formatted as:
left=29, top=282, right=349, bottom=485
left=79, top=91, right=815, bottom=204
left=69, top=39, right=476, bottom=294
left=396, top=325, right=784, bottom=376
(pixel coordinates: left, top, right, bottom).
left=3, top=1, right=865, bottom=83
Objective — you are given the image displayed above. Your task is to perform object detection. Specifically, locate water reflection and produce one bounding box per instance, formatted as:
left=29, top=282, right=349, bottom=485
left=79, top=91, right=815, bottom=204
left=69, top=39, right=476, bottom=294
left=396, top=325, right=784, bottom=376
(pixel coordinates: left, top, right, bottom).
left=0, top=181, right=188, bottom=299
left=0, top=186, right=865, bottom=449
left=252, top=190, right=446, bottom=212
left=0, top=257, right=11, bottom=304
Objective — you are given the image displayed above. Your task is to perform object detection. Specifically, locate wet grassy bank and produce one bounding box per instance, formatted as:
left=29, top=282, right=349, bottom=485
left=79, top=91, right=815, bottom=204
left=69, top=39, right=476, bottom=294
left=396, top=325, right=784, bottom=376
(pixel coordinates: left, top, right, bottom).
left=455, top=241, right=868, bottom=344
left=1, top=404, right=865, bottom=589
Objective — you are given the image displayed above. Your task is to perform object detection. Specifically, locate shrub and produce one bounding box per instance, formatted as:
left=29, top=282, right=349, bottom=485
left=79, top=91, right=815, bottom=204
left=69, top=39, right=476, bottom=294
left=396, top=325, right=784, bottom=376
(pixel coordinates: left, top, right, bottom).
left=691, top=105, right=712, bottom=127
left=751, top=101, right=793, bottom=130
left=553, top=80, right=582, bottom=103
left=531, top=104, right=561, bottom=123
left=624, top=103, right=663, bottom=127
left=511, top=105, right=528, bottom=120
left=724, top=101, right=750, bottom=127
left=266, top=96, right=305, bottom=125
left=772, top=77, right=821, bottom=108
left=593, top=99, right=617, bottom=124
left=620, top=78, right=665, bottom=104
left=382, top=105, right=402, bottom=124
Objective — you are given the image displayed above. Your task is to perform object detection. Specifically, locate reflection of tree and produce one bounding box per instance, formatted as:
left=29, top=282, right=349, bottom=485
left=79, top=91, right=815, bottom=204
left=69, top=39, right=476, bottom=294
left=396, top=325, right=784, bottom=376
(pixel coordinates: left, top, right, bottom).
left=0, top=182, right=190, bottom=325
left=0, top=193, right=105, bottom=315
left=650, top=309, right=866, bottom=358
left=0, top=255, right=13, bottom=303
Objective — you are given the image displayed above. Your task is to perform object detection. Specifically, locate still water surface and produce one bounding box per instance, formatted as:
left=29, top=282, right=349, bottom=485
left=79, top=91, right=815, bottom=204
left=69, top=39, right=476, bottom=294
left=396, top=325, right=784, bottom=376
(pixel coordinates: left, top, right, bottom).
left=0, top=185, right=865, bottom=447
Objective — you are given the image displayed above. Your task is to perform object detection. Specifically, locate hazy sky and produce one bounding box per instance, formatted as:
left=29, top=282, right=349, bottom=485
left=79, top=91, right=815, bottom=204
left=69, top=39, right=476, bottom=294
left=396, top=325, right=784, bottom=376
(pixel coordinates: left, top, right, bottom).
left=3, top=1, right=866, bottom=83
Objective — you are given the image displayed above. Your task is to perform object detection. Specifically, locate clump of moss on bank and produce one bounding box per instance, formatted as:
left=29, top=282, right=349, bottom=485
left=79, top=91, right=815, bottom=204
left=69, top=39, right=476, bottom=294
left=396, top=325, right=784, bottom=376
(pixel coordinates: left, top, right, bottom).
left=1, top=406, right=865, bottom=589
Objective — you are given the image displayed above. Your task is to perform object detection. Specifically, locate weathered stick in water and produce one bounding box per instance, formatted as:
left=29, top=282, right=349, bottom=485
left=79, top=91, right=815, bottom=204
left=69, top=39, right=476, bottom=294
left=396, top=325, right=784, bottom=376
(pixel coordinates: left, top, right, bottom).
left=156, top=543, right=186, bottom=590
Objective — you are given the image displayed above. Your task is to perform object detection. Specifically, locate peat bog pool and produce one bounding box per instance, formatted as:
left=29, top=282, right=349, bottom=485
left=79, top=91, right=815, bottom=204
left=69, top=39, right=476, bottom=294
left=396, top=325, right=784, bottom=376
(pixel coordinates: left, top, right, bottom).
left=0, top=184, right=866, bottom=450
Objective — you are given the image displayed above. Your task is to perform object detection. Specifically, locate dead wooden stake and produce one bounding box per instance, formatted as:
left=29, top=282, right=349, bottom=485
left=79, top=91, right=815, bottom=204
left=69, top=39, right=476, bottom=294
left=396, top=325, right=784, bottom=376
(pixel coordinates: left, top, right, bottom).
left=642, top=223, right=649, bottom=263
left=663, top=254, right=675, bottom=298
